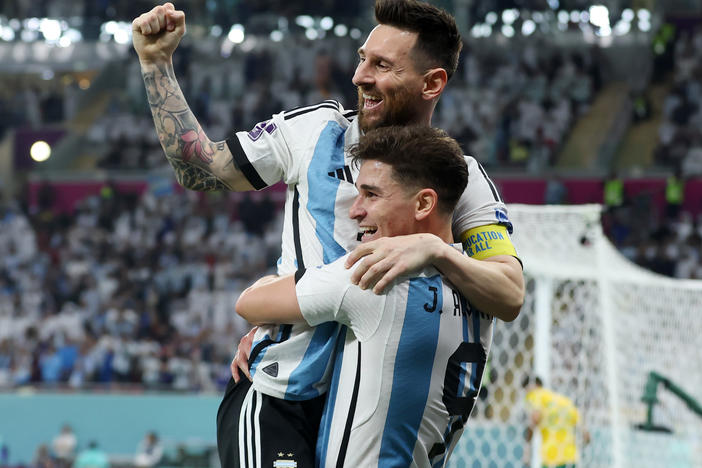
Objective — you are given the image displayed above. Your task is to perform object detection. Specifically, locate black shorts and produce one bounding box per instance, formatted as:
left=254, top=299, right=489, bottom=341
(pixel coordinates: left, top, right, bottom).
left=216, top=377, right=326, bottom=468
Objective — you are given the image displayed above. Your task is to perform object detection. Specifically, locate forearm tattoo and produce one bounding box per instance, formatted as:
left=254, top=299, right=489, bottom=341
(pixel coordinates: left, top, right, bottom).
left=143, top=64, right=229, bottom=191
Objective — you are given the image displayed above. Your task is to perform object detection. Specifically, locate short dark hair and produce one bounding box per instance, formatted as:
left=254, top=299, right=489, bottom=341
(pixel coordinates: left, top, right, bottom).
left=350, top=125, right=467, bottom=215
left=375, top=0, right=462, bottom=80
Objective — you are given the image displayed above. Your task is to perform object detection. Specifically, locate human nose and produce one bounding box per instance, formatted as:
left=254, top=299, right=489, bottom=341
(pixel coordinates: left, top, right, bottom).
left=352, top=60, right=372, bottom=87
left=349, top=195, right=365, bottom=220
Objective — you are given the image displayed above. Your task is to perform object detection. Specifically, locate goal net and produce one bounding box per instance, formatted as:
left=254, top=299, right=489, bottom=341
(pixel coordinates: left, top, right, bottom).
left=449, top=204, right=702, bottom=468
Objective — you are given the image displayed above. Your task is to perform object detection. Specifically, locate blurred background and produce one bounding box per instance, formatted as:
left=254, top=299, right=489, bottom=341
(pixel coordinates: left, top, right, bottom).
left=1, top=0, right=702, bottom=467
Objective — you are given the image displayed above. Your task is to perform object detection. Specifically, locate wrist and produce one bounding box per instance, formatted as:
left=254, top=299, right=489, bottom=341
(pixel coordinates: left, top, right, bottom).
left=432, top=237, right=461, bottom=270
left=139, top=57, right=173, bottom=70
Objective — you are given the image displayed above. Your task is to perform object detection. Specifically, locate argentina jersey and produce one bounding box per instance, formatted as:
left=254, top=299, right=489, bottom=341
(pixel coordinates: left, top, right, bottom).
left=226, top=100, right=512, bottom=401
left=226, top=101, right=361, bottom=399
left=296, top=254, right=493, bottom=468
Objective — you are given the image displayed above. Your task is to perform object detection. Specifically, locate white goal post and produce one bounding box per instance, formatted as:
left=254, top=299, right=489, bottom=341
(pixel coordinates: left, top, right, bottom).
left=449, top=204, right=702, bottom=468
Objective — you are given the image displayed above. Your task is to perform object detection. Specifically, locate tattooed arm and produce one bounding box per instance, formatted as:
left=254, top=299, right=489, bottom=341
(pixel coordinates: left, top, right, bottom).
left=132, top=3, right=253, bottom=192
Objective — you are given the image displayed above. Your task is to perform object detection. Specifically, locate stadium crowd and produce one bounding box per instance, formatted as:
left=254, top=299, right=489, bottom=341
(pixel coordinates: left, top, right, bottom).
left=0, top=184, right=280, bottom=390
left=2, top=7, right=702, bottom=394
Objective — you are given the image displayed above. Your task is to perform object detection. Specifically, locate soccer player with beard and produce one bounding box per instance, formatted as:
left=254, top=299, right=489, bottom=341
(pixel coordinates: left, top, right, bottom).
left=132, top=1, right=524, bottom=467
left=237, top=125, right=496, bottom=467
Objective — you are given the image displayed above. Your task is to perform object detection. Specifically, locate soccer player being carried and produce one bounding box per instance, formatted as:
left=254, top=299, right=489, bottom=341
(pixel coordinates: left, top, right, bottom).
left=132, top=1, right=524, bottom=466
left=238, top=125, right=499, bottom=466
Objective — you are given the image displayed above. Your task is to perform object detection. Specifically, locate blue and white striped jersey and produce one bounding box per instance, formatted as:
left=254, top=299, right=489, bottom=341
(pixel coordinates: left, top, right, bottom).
left=226, top=100, right=509, bottom=400
left=297, top=253, right=493, bottom=468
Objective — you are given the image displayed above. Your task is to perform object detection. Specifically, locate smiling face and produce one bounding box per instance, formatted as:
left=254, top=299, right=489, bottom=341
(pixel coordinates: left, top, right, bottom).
left=353, top=25, right=427, bottom=133
left=349, top=159, right=418, bottom=243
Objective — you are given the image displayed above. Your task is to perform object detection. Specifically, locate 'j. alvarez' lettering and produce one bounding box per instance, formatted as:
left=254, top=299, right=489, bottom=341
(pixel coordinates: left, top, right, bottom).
left=463, top=230, right=504, bottom=257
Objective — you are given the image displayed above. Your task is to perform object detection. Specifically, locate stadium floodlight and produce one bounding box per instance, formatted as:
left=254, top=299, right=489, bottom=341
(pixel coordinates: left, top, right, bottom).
left=58, top=36, right=71, bottom=47
left=9, top=18, right=20, bottom=31
left=557, top=11, right=569, bottom=24
left=570, top=10, right=581, bottom=23
left=501, top=24, right=515, bottom=38
left=333, top=24, right=348, bottom=37
left=25, top=17, right=40, bottom=31
left=532, top=12, right=544, bottom=23
left=639, top=20, right=651, bottom=32
left=113, top=27, right=130, bottom=45
left=589, top=5, right=610, bottom=28
left=295, top=15, right=314, bottom=29
left=270, top=30, right=283, bottom=42
left=0, top=25, right=15, bottom=41
left=320, top=17, right=333, bottom=31
left=502, top=9, right=519, bottom=25
left=546, top=0, right=559, bottom=9
left=522, top=19, right=536, bottom=36
left=40, top=19, right=61, bottom=41
left=210, top=25, right=222, bottom=37
left=349, top=28, right=362, bottom=40
left=30, top=141, right=51, bottom=162
left=614, top=20, right=631, bottom=36
left=485, top=12, right=497, bottom=25
left=228, top=24, right=245, bottom=44
left=637, top=9, right=651, bottom=22
left=470, top=23, right=482, bottom=38
left=621, top=8, right=635, bottom=22
left=103, top=20, right=118, bottom=35
left=305, top=28, right=318, bottom=40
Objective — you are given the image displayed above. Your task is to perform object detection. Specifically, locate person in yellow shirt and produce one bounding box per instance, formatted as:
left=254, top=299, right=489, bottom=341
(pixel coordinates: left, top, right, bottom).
left=523, top=376, right=590, bottom=468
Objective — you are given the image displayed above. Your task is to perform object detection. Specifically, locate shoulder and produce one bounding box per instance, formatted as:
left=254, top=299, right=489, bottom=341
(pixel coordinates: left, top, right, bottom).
left=281, top=100, right=357, bottom=124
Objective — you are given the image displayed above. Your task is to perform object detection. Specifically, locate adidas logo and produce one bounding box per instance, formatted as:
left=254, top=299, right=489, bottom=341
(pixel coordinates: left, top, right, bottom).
left=262, top=362, right=279, bottom=377
left=328, top=165, right=354, bottom=184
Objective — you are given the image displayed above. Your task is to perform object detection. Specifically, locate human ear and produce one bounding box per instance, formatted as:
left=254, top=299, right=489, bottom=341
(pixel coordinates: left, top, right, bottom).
left=422, top=68, right=447, bottom=101
left=415, top=188, right=438, bottom=220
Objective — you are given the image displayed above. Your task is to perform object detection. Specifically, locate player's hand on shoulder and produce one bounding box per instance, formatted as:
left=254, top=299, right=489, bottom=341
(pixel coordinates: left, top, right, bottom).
left=132, top=2, right=186, bottom=64
left=345, top=233, right=443, bottom=294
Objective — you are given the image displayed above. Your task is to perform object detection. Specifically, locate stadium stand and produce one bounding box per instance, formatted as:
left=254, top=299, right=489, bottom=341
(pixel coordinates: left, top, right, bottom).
left=1, top=1, right=702, bottom=467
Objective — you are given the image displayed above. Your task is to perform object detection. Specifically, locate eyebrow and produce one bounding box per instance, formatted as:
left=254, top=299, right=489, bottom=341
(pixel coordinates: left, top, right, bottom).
left=357, top=182, right=383, bottom=193
left=357, top=47, right=393, bottom=65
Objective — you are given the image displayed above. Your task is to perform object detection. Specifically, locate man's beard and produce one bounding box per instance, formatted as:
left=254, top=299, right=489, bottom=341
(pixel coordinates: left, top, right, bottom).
left=357, top=85, right=421, bottom=133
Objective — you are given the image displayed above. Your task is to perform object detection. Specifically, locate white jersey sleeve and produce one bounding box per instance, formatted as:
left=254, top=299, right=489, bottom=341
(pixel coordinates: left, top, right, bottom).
left=451, top=156, right=513, bottom=239
left=297, top=255, right=386, bottom=341
left=225, top=100, right=351, bottom=189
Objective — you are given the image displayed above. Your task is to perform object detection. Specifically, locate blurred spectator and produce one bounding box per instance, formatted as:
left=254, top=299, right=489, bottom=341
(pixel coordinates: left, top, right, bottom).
left=544, top=175, right=568, bottom=205
left=74, top=441, right=109, bottom=468
left=665, top=167, right=685, bottom=220
left=134, top=432, right=163, bottom=468
left=51, top=424, right=77, bottom=467
left=33, top=444, right=56, bottom=468
left=603, top=171, right=624, bottom=210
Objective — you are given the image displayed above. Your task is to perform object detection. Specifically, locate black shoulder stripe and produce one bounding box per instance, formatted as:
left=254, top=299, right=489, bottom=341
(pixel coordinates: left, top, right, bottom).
left=225, top=136, right=267, bottom=190
left=342, top=110, right=358, bottom=122
left=292, top=186, right=305, bottom=270
left=294, top=268, right=307, bottom=284
left=284, top=102, right=341, bottom=121
left=477, top=162, right=501, bottom=202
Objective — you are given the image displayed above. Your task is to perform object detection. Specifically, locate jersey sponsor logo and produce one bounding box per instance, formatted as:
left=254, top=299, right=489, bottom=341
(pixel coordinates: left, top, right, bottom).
left=460, top=225, right=517, bottom=260
left=262, top=362, right=279, bottom=377
left=327, top=165, right=354, bottom=184
left=247, top=120, right=278, bottom=141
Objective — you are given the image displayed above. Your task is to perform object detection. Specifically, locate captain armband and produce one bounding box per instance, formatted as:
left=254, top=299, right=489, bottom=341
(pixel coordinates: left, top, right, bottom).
left=460, top=225, right=518, bottom=260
